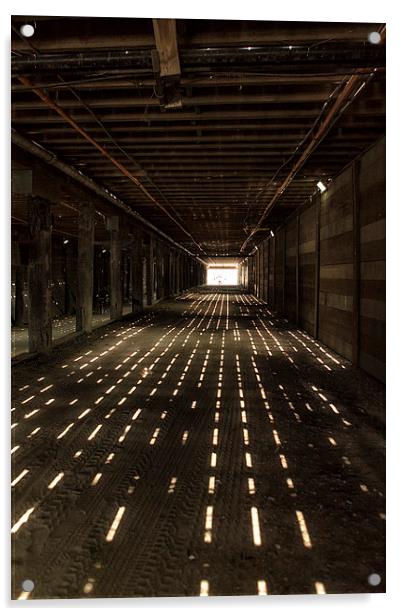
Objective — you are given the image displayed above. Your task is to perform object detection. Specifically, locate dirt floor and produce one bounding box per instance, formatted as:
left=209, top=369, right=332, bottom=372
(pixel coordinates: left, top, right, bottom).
left=11, top=289, right=385, bottom=599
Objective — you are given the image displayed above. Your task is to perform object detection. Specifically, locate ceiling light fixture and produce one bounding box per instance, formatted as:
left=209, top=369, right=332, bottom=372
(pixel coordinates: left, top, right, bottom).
left=317, top=181, right=327, bottom=193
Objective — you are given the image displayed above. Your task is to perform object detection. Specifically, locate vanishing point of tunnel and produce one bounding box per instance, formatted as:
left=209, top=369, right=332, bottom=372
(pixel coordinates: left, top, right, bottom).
left=11, top=16, right=385, bottom=600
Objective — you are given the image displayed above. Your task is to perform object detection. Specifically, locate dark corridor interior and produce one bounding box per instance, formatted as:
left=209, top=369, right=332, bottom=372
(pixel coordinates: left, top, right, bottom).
left=11, top=16, right=385, bottom=600
left=11, top=291, right=385, bottom=598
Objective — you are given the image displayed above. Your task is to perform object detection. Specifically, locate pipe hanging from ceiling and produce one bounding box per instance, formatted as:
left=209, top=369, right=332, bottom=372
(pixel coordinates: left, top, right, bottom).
left=16, top=74, right=205, bottom=255
left=11, top=128, right=209, bottom=265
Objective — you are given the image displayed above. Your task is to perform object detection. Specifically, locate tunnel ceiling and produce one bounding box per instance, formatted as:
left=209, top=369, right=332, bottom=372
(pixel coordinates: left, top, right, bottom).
left=11, top=16, right=385, bottom=258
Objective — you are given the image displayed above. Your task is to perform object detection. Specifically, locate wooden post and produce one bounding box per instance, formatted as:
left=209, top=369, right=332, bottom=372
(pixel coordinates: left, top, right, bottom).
left=282, top=230, right=286, bottom=314
left=14, top=265, right=25, bottom=326
left=169, top=249, right=174, bottom=295
left=146, top=235, right=154, bottom=305
left=164, top=248, right=169, bottom=297
left=64, top=241, right=75, bottom=315
left=259, top=245, right=263, bottom=298
left=266, top=241, right=270, bottom=304
left=272, top=236, right=276, bottom=308
left=76, top=202, right=94, bottom=333
left=256, top=248, right=260, bottom=297
left=179, top=253, right=184, bottom=291
left=109, top=215, right=122, bottom=320
left=154, top=242, right=160, bottom=300
left=352, top=160, right=361, bottom=367
left=175, top=252, right=179, bottom=293
left=260, top=244, right=264, bottom=299
left=27, top=196, right=52, bottom=353
left=296, top=213, right=300, bottom=326
left=314, top=196, right=321, bottom=340
left=131, top=229, right=144, bottom=312
left=13, top=240, right=25, bottom=326
left=172, top=251, right=177, bottom=293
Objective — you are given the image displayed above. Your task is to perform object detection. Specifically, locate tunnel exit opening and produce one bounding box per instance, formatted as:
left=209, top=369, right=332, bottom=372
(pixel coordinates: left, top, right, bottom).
left=207, top=266, right=238, bottom=286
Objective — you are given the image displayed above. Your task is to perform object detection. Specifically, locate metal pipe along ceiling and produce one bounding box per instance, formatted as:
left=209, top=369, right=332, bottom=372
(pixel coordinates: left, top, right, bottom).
left=16, top=74, right=205, bottom=255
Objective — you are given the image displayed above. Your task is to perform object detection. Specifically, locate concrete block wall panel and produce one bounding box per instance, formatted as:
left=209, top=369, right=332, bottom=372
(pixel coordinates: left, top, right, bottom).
left=285, top=218, right=297, bottom=322
left=319, top=165, right=354, bottom=360
left=358, top=137, right=386, bottom=382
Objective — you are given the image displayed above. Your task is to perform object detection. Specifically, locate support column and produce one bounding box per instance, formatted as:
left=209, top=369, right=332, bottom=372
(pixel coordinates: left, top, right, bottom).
left=296, top=213, right=300, bottom=326
left=131, top=229, right=144, bottom=312
left=282, top=230, right=286, bottom=314
left=27, top=196, right=52, bottom=353
left=164, top=248, right=170, bottom=297
left=255, top=248, right=259, bottom=296
left=13, top=241, right=25, bottom=326
left=14, top=266, right=25, bottom=326
left=156, top=242, right=163, bottom=300
left=109, top=215, right=122, bottom=320
left=173, top=251, right=178, bottom=293
left=146, top=235, right=155, bottom=306
left=64, top=241, right=75, bottom=315
left=179, top=253, right=184, bottom=293
left=272, top=236, right=276, bottom=308
left=171, top=251, right=175, bottom=294
left=76, top=202, right=94, bottom=333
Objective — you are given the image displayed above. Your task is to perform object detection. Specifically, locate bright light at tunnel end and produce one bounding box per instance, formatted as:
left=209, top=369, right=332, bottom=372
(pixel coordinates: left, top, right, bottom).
left=207, top=266, right=238, bottom=286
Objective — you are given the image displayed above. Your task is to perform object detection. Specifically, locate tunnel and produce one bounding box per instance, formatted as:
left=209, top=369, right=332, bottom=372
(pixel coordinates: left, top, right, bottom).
left=10, top=15, right=386, bottom=601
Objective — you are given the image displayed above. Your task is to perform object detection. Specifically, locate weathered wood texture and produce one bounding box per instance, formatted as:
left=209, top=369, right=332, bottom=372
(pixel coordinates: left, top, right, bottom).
left=285, top=218, right=297, bottom=322
left=319, top=167, right=354, bottom=360
left=27, top=197, right=52, bottom=353
left=251, top=136, right=385, bottom=382
left=131, top=229, right=145, bottom=311
left=263, top=240, right=269, bottom=302
left=109, top=216, right=122, bottom=320
left=152, top=19, right=181, bottom=77
left=358, top=138, right=385, bottom=381
left=145, top=234, right=155, bottom=306
left=274, top=228, right=285, bottom=312
left=299, top=202, right=317, bottom=335
left=268, top=235, right=275, bottom=306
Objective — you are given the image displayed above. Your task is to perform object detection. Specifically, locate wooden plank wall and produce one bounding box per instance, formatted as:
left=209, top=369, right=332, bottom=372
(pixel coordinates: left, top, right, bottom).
left=298, top=202, right=317, bottom=335
left=318, top=165, right=354, bottom=360
left=274, top=227, right=285, bottom=312
left=250, top=136, right=385, bottom=382
left=268, top=235, right=275, bottom=305
left=358, top=138, right=386, bottom=381
left=285, top=218, right=297, bottom=322
left=262, top=240, right=269, bottom=302
left=259, top=243, right=264, bottom=299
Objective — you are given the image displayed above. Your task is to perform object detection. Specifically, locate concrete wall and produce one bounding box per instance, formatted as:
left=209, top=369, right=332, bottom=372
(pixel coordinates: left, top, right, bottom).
left=251, top=136, right=385, bottom=382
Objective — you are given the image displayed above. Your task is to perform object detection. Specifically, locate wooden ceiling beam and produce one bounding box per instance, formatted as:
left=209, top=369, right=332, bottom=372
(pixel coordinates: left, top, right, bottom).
left=152, top=19, right=181, bottom=78
left=11, top=91, right=333, bottom=110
